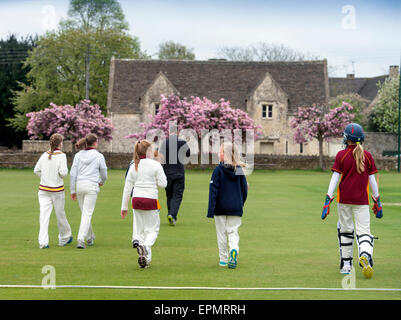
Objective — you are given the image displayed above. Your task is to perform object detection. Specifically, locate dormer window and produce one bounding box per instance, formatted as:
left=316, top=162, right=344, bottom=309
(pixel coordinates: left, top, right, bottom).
left=262, top=104, right=273, bottom=119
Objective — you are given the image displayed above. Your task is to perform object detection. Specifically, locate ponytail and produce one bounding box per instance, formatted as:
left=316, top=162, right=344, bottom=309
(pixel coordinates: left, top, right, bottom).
left=75, top=138, right=87, bottom=151
left=75, top=133, right=98, bottom=151
left=133, top=140, right=152, bottom=171
left=49, top=134, right=64, bottom=160
left=353, top=142, right=365, bottom=174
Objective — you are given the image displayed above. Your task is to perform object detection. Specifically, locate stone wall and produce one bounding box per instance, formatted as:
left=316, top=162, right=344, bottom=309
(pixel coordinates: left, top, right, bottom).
left=22, top=140, right=111, bottom=154
left=364, top=132, right=399, bottom=157
left=1, top=152, right=397, bottom=171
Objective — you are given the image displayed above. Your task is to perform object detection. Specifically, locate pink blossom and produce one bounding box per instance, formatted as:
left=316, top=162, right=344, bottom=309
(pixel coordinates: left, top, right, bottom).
left=125, top=95, right=263, bottom=140
left=26, top=100, right=114, bottom=143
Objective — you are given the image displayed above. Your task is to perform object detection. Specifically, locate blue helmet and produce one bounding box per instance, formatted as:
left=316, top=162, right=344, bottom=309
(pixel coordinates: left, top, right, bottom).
left=343, top=123, right=365, bottom=143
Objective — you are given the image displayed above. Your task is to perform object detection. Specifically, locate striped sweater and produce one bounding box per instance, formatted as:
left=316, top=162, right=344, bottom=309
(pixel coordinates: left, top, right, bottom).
left=34, top=150, right=68, bottom=192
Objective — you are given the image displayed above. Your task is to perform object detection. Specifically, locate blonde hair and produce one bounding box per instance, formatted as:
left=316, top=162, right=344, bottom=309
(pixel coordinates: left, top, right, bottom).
left=75, top=133, right=98, bottom=150
left=220, top=142, right=245, bottom=168
left=352, top=142, right=365, bottom=174
left=134, top=140, right=152, bottom=171
left=49, top=134, right=64, bottom=160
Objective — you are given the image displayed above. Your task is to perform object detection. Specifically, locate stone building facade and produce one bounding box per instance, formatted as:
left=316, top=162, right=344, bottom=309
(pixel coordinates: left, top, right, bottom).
left=106, top=58, right=332, bottom=156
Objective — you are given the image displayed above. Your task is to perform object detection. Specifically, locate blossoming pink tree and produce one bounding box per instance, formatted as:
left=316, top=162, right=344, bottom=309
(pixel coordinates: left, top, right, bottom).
left=126, top=95, right=262, bottom=165
left=126, top=95, right=262, bottom=140
left=26, top=100, right=113, bottom=146
left=290, top=102, right=355, bottom=169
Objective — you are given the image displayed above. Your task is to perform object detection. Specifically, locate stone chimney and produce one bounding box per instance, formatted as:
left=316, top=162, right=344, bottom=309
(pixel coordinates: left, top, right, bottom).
left=346, top=74, right=355, bottom=79
left=389, top=65, right=399, bottom=79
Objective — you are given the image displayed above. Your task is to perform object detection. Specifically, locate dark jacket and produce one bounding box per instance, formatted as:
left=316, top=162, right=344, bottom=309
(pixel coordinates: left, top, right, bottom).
left=207, top=163, right=248, bottom=218
left=160, top=136, right=190, bottom=176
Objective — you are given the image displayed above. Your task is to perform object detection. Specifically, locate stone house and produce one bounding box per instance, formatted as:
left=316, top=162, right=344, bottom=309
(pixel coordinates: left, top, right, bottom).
left=329, top=65, right=400, bottom=115
left=106, top=58, right=330, bottom=155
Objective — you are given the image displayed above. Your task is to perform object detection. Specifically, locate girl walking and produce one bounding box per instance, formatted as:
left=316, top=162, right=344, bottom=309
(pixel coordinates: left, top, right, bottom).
left=70, top=134, right=108, bottom=249
left=207, top=143, right=248, bottom=269
left=34, top=134, right=73, bottom=249
left=121, top=140, right=167, bottom=269
left=322, top=123, right=383, bottom=278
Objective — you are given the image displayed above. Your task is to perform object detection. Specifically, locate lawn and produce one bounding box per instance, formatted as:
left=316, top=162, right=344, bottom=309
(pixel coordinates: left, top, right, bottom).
left=0, top=168, right=400, bottom=300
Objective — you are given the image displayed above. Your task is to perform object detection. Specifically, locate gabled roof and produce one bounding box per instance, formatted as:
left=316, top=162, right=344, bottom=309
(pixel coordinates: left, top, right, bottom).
left=329, top=75, right=388, bottom=101
left=108, top=59, right=329, bottom=114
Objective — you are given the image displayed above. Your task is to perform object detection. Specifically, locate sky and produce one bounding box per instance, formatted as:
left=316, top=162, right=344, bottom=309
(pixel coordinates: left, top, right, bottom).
left=0, top=0, right=400, bottom=77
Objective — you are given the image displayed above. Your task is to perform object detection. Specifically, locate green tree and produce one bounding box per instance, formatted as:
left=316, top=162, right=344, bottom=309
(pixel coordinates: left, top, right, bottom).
left=61, top=0, right=129, bottom=32
left=369, top=75, right=400, bottom=133
left=9, top=0, right=147, bottom=133
left=0, top=34, right=36, bottom=147
left=157, top=41, right=195, bottom=60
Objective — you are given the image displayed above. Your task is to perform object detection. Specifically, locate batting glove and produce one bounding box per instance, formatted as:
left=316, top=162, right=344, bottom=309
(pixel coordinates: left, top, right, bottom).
left=372, top=196, right=383, bottom=219
left=321, top=194, right=334, bottom=220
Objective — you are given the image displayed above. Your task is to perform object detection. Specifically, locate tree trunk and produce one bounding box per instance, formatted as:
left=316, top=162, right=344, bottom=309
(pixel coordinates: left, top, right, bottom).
left=318, top=136, right=324, bottom=170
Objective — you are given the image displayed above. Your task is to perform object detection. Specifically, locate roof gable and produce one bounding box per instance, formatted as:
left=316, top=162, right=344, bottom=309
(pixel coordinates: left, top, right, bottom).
left=329, top=75, right=387, bottom=101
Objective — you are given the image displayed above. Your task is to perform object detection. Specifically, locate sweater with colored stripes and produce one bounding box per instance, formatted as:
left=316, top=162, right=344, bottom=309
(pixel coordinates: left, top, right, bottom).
left=121, top=158, right=167, bottom=211
left=34, top=151, right=68, bottom=192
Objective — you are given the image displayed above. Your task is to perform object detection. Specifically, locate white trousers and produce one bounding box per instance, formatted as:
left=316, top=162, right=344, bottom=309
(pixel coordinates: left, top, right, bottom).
left=38, top=191, right=72, bottom=246
left=76, top=182, right=99, bottom=242
left=214, top=215, right=242, bottom=263
left=133, top=209, right=160, bottom=263
left=338, top=203, right=374, bottom=260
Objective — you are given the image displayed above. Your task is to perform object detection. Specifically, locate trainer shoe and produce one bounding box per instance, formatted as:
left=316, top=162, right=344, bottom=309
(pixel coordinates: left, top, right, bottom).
left=137, top=245, right=148, bottom=269
left=132, top=240, right=139, bottom=248
left=219, top=261, right=228, bottom=267
left=340, top=263, right=352, bottom=275
left=59, top=236, right=73, bottom=247
left=40, top=245, right=49, bottom=249
left=359, top=254, right=373, bottom=279
left=77, top=240, right=86, bottom=249
left=87, top=236, right=95, bottom=247
left=228, top=249, right=238, bottom=269
left=167, top=215, right=176, bottom=226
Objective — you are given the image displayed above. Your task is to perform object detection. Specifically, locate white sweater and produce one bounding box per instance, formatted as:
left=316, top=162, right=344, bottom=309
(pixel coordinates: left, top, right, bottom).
left=34, top=151, right=68, bottom=192
left=121, top=159, right=167, bottom=211
left=70, top=149, right=108, bottom=193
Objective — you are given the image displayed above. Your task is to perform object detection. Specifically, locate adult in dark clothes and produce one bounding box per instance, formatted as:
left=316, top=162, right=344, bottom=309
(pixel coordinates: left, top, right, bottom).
left=160, top=135, right=190, bottom=226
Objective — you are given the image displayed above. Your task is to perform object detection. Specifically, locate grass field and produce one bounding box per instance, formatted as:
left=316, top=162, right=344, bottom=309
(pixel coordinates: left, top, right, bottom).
left=0, top=168, right=400, bottom=300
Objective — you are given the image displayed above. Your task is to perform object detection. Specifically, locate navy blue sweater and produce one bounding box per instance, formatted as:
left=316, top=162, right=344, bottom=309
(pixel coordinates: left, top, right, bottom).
left=207, top=163, right=248, bottom=218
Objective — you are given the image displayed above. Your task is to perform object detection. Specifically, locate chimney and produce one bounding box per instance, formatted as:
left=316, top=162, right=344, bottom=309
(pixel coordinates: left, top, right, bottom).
left=389, top=65, right=399, bottom=79
left=346, top=74, right=355, bottom=79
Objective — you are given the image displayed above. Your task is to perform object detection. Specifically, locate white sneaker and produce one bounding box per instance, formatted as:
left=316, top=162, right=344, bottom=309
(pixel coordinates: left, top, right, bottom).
left=340, top=263, right=352, bottom=275
left=87, top=236, right=95, bottom=246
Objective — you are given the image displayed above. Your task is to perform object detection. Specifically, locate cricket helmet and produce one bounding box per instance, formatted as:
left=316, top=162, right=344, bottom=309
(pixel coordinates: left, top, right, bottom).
left=343, top=123, right=365, bottom=143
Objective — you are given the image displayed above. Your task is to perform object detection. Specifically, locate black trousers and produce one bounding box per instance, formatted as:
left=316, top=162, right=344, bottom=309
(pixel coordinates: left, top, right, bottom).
left=165, top=174, right=185, bottom=220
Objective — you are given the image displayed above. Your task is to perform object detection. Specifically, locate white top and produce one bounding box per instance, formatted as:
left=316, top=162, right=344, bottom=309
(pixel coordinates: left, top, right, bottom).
left=121, top=158, right=167, bottom=211
left=34, top=151, right=68, bottom=190
left=70, top=149, right=108, bottom=193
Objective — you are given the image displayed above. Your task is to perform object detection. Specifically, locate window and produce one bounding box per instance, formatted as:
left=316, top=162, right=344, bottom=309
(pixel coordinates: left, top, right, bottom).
left=155, top=104, right=160, bottom=115
left=260, top=142, right=274, bottom=154
left=300, top=143, right=304, bottom=154
left=286, top=141, right=288, bottom=154
left=262, top=104, right=273, bottom=119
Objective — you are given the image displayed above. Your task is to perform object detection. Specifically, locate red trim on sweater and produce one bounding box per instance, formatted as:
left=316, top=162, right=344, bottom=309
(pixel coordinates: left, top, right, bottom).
left=132, top=197, right=160, bottom=211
